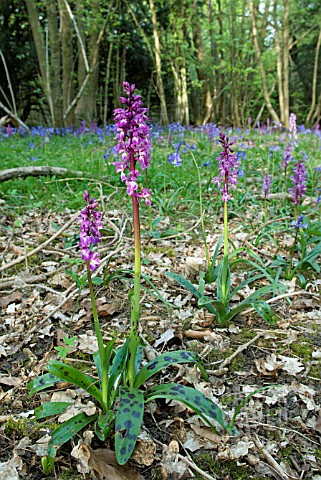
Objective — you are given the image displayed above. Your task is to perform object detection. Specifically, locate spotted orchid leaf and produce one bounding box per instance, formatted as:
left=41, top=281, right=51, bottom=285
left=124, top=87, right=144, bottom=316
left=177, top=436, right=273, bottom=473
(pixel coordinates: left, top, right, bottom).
left=134, top=350, right=208, bottom=388
left=28, top=373, right=61, bottom=396
left=115, top=387, right=144, bottom=465
left=95, top=410, right=115, bottom=441
left=47, top=360, right=102, bottom=405
left=49, top=412, right=97, bottom=449
left=35, top=402, right=72, bottom=419
left=145, top=383, right=239, bottom=436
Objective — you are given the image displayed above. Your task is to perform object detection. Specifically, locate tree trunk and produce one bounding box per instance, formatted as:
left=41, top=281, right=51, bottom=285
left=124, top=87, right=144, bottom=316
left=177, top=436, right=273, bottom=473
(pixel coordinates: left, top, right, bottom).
left=273, top=0, right=285, bottom=124
left=59, top=0, right=75, bottom=126
left=306, top=28, right=321, bottom=125
left=25, top=0, right=50, bottom=119
left=249, top=0, right=280, bottom=123
left=148, top=0, right=168, bottom=124
left=282, top=0, right=290, bottom=127
left=47, top=0, right=63, bottom=127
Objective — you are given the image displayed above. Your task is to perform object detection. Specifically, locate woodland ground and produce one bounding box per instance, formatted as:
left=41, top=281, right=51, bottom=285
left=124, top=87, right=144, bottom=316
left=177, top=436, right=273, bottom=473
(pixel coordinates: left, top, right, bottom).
left=0, top=124, right=321, bottom=479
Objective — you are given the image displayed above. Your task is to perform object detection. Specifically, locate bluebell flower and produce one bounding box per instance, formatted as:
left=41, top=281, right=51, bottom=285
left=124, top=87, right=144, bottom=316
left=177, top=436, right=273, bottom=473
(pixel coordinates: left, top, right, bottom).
left=292, top=216, right=307, bottom=229
left=203, top=161, right=211, bottom=167
left=168, top=151, right=182, bottom=167
left=237, top=151, right=247, bottom=160
left=29, top=142, right=35, bottom=149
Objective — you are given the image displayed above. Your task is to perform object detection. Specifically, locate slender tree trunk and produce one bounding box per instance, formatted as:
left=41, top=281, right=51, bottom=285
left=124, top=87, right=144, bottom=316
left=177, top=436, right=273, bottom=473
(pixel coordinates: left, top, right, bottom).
left=103, top=41, right=113, bottom=125
left=282, top=0, right=290, bottom=126
left=306, top=28, right=321, bottom=125
left=206, top=0, right=217, bottom=121
left=217, top=0, right=226, bottom=123
left=148, top=0, right=168, bottom=124
left=47, top=0, right=63, bottom=127
left=193, top=0, right=211, bottom=124
left=59, top=0, right=75, bottom=126
left=249, top=0, right=280, bottom=123
left=273, top=0, right=285, bottom=124
left=25, top=0, right=51, bottom=121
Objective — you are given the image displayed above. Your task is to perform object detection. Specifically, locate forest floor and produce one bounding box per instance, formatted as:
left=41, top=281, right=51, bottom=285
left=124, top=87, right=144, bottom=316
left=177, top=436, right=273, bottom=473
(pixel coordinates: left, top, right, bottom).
left=0, top=204, right=321, bottom=480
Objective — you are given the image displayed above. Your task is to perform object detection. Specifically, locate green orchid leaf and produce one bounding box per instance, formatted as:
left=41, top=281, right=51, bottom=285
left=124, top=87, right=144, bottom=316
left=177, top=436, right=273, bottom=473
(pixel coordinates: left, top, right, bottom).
left=217, top=260, right=231, bottom=303
left=42, top=449, right=56, bottom=474
left=49, top=412, right=97, bottom=449
left=95, top=411, right=115, bottom=441
left=198, top=271, right=206, bottom=295
left=134, top=350, right=207, bottom=388
left=28, top=373, right=61, bottom=396
left=251, top=300, right=278, bottom=325
left=93, top=336, right=118, bottom=381
left=198, top=297, right=227, bottom=322
left=145, top=383, right=238, bottom=435
left=229, top=273, right=266, bottom=299
left=227, top=385, right=282, bottom=434
left=107, top=339, right=129, bottom=400
left=34, top=402, right=72, bottom=419
left=47, top=360, right=102, bottom=405
left=91, top=276, right=103, bottom=285
left=165, top=271, right=217, bottom=314
left=238, top=283, right=286, bottom=305
left=115, top=387, right=144, bottom=465
left=208, top=236, right=223, bottom=282
left=224, top=302, right=252, bottom=323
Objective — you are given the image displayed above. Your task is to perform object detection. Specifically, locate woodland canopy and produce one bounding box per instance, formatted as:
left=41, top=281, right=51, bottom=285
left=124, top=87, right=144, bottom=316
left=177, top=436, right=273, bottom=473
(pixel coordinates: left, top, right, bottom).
left=0, top=0, right=321, bottom=128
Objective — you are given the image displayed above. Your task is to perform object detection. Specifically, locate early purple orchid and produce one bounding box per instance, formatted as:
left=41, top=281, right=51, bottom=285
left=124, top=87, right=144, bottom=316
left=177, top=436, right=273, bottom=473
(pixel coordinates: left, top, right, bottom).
left=79, top=191, right=103, bottom=270
left=262, top=174, right=272, bottom=198
left=289, top=159, right=307, bottom=205
left=113, top=82, right=152, bottom=206
left=213, top=133, right=239, bottom=202
left=289, top=113, right=297, bottom=140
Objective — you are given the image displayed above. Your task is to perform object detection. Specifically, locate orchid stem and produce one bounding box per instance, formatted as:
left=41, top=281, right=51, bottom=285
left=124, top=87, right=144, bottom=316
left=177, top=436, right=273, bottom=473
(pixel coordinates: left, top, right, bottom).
left=221, top=200, right=229, bottom=304
left=86, top=262, right=108, bottom=412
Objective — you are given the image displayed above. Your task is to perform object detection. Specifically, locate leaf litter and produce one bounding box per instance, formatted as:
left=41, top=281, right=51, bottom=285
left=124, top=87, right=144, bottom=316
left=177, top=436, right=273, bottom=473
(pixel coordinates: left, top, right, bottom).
left=0, top=207, right=321, bottom=479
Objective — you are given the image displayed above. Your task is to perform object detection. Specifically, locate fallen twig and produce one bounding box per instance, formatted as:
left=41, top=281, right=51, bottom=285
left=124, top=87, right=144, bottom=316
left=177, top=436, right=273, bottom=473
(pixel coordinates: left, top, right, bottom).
left=0, top=213, right=79, bottom=272
left=242, top=290, right=321, bottom=316
left=177, top=452, right=218, bottom=480
left=0, top=166, right=89, bottom=183
left=254, top=434, right=299, bottom=480
left=207, top=332, right=264, bottom=374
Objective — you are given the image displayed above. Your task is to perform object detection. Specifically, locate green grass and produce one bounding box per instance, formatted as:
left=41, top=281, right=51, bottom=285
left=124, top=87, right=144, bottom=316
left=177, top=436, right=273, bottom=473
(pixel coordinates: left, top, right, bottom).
left=1, top=126, right=321, bottom=231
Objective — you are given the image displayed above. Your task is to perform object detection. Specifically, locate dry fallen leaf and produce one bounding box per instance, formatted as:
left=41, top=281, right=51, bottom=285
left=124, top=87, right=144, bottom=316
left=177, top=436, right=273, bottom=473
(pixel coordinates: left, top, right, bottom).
left=278, top=355, right=304, bottom=375
left=0, top=375, right=22, bottom=387
left=130, top=430, right=156, bottom=466
left=255, top=354, right=284, bottom=376
left=75, top=444, right=143, bottom=480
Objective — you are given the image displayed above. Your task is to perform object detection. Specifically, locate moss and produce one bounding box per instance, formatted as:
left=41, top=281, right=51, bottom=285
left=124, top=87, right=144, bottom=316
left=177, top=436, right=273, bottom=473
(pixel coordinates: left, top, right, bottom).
left=193, top=452, right=258, bottom=479
left=144, top=246, right=176, bottom=258
left=290, top=338, right=313, bottom=361
left=315, top=449, right=321, bottom=462
left=309, top=365, right=321, bottom=378
left=4, top=417, right=41, bottom=439
left=279, top=444, right=302, bottom=465
left=230, top=353, right=246, bottom=372
left=57, top=467, right=81, bottom=479
left=221, top=394, right=236, bottom=407
left=151, top=467, right=164, bottom=480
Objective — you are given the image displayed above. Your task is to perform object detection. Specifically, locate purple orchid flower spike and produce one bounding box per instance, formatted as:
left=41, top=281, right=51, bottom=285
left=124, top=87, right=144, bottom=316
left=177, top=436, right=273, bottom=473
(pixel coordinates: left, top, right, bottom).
left=262, top=174, right=272, bottom=198
left=79, top=190, right=104, bottom=270
left=113, top=82, right=152, bottom=205
left=212, top=132, right=239, bottom=202
left=289, top=160, right=307, bottom=205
